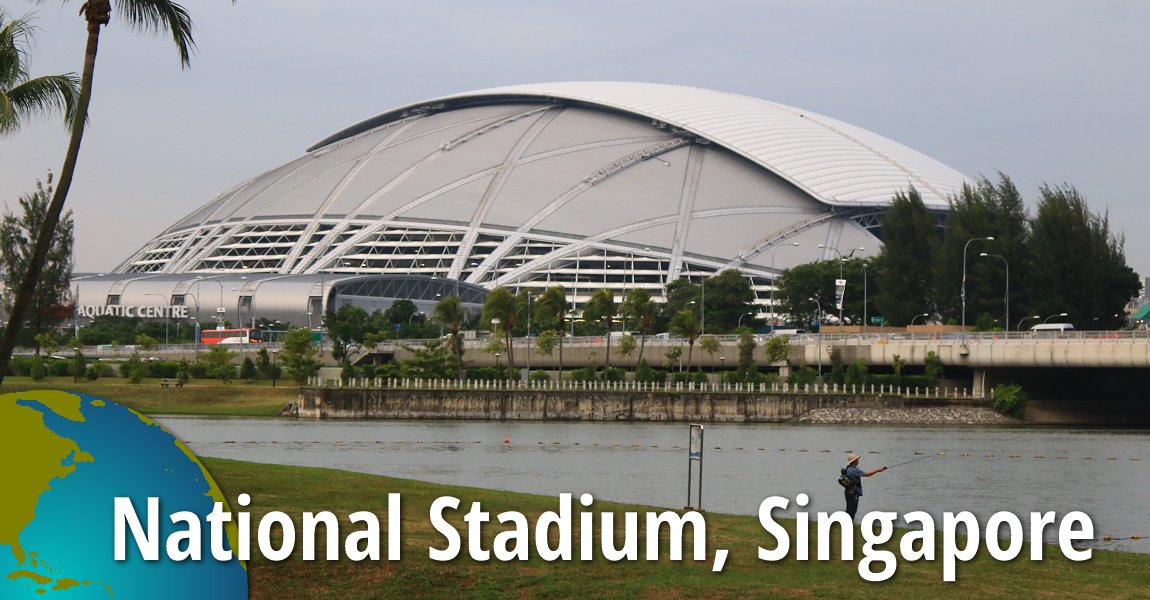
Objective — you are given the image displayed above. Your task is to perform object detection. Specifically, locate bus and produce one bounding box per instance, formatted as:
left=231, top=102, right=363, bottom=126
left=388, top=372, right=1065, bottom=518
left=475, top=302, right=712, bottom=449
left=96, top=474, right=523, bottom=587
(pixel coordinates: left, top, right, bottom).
left=199, top=328, right=264, bottom=345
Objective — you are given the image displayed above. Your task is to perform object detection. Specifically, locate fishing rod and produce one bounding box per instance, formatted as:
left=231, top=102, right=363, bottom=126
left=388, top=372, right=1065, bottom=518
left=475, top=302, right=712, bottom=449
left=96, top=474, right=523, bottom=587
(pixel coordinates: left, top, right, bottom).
left=885, top=452, right=941, bottom=469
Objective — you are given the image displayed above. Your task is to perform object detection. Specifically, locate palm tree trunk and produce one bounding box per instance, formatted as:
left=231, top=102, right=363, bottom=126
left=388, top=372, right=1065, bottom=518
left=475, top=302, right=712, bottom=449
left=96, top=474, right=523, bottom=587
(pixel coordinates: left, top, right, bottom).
left=452, top=322, right=463, bottom=380
left=557, top=319, right=564, bottom=378
left=604, top=317, right=613, bottom=369
left=0, top=13, right=103, bottom=385
left=638, top=333, right=646, bottom=364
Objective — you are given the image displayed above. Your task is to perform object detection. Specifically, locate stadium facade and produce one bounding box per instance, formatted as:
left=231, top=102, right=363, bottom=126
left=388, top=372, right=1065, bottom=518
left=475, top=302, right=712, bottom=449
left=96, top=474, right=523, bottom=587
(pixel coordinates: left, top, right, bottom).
left=83, top=82, right=970, bottom=326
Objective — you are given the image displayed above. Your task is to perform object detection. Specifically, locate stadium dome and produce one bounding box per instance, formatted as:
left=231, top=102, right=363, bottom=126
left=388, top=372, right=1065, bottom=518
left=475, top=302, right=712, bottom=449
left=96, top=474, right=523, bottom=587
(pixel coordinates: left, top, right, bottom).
left=116, top=82, right=969, bottom=310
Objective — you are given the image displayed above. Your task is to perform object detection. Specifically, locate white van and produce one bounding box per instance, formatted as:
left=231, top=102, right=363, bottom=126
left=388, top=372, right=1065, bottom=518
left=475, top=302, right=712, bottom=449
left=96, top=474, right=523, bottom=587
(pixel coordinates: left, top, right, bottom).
left=1030, top=323, right=1075, bottom=333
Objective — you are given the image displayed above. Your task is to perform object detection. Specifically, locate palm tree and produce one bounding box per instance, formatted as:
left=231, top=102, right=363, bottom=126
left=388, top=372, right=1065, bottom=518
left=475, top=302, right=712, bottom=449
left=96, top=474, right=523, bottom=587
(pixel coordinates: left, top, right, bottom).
left=0, top=0, right=210, bottom=384
left=669, top=309, right=701, bottom=373
left=535, top=285, right=568, bottom=376
left=0, top=10, right=79, bottom=134
left=433, top=294, right=466, bottom=379
left=622, top=288, right=656, bottom=363
left=583, top=289, right=617, bottom=369
left=482, top=287, right=521, bottom=381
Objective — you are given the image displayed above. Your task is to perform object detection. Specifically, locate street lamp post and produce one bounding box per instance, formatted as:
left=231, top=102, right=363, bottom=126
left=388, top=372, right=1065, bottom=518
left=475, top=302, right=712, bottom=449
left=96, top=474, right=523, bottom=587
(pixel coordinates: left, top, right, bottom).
left=766, top=242, right=800, bottom=328
left=1044, top=312, right=1069, bottom=324
left=194, top=276, right=225, bottom=331
left=861, top=262, right=869, bottom=334
left=809, top=297, right=823, bottom=375
left=526, top=291, right=533, bottom=374
left=818, top=244, right=863, bottom=330
left=910, top=313, right=930, bottom=326
left=737, top=311, right=755, bottom=329
left=1017, top=315, right=1041, bottom=331
left=961, top=236, right=995, bottom=332
left=979, top=253, right=1009, bottom=337
left=494, top=352, right=502, bottom=384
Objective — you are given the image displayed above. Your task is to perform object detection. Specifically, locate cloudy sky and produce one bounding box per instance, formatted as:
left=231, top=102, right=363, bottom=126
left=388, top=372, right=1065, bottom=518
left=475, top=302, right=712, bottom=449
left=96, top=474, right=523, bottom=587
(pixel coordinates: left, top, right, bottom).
left=2, top=0, right=1147, bottom=278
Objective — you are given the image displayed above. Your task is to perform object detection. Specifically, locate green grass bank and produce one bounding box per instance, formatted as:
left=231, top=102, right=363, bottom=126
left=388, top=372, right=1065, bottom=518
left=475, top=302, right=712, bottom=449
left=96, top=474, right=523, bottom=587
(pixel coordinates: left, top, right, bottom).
left=203, top=458, right=1150, bottom=600
left=0, top=377, right=294, bottom=416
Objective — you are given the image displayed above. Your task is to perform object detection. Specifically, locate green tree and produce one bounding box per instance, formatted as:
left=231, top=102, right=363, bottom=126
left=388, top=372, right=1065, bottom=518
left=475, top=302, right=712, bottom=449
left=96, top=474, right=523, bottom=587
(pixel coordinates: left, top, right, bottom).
left=535, top=285, right=568, bottom=375
left=399, top=339, right=460, bottom=380
left=616, top=334, right=637, bottom=359
left=699, top=335, right=721, bottom=372
left=735, top=330, right=757, bottom=383
left=239, top=356, right=257, bottom=381
left=134, top=334, right=157, bottom=351
left=482, top=287, right=521, bottom=378
left=668, top=309, right=700, bottom=373
left=0, top=10, right=79, bottom=134
left=701, top=269, right=755, bottom=332
left=934, top=174, right=1028, bottom=325
left=199, top=345, right=234, bottom=383
left=433, top=294, right=467, bottom=379
left=663, top=345, right=682, bottom=372
left=621, top=288, right=657, bottom=362
left=845, top=359, right=868, bottom=387
left=1027, top=184, right=1138, bottom=330
left=874, top=187, right=939, bottom=325
left=924, top=351, right=944, bottom=387
left=828, top=348, right=844, bottom=385
left=764, top=335, right=790, bottom=363
left=0, top=0, right=213, bottom=386
left=280, top=328, right=321, bottom=385
left=0, top=173, right=74, bottom=350
left=775, top=261, right=838, bottom=328
left=535, top=328, right=559, bottom=360
left=325, top=305, right=377, bottom=366
left=582, top=289, right=617, bottom=368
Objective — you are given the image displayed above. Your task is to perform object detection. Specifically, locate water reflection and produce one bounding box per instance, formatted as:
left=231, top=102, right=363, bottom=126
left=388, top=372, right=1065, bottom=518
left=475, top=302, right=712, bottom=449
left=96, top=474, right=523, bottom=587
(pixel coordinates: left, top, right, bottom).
left=157, top=417, right=1149, bottom=554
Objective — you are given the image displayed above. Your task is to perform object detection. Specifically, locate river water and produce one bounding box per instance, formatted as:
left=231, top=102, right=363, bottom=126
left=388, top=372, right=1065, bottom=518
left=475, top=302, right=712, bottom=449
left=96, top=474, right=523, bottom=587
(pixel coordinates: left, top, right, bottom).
left=156, top=417, right=1149, bottom=554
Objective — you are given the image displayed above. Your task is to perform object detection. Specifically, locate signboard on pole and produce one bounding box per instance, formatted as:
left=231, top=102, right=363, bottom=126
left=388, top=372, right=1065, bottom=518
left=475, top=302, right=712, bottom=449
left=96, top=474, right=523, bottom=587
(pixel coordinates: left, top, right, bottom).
left=686, top=424, right=704, bottom=510
left=871, top=316, right=886, bottom=325
left=834, top=279, right=847, bottom=311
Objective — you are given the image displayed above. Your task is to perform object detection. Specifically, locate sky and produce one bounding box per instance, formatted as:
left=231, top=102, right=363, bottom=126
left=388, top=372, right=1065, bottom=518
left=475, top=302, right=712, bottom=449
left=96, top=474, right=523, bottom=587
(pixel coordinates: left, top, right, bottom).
left=2, top=0, right=1148, bottom=278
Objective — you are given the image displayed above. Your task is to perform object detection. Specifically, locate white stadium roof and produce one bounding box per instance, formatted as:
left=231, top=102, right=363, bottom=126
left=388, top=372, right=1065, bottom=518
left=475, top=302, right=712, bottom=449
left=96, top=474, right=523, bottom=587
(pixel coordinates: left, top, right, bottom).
left=312, top=81, right=966, bottom=209
left=118, top=82, right=969, bottom=310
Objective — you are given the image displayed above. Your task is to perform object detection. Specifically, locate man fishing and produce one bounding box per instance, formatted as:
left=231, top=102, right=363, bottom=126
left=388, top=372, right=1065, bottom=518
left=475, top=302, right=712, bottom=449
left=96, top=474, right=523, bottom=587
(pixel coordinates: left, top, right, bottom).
left=842, top=453, right=887, bottom=520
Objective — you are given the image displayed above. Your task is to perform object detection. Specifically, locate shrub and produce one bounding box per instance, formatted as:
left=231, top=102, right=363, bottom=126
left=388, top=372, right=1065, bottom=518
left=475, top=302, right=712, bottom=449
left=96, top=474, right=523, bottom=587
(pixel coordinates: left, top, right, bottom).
left=30, top=356, right=46, bottom=381
left=529, top=370, right=550, bottom=382
left=603, top=367, right=626, bottom=382
left=992, top=383, right=1028, bottom=418
left=788, top=365, right=818, bottom=387
left=634, top=359, right=665, bottom=384
left=924, top=351, right=944, bottom=387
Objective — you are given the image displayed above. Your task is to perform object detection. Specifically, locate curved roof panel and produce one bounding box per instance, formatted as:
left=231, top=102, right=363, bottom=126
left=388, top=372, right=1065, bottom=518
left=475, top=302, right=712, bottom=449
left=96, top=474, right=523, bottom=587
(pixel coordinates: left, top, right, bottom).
left=312, top=81, right=969, bottom=208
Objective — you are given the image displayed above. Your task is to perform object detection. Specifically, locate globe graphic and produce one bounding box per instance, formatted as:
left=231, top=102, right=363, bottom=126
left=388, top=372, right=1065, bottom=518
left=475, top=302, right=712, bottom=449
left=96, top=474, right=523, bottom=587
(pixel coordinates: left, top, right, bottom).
left=0, top=391, right=247, bottom=599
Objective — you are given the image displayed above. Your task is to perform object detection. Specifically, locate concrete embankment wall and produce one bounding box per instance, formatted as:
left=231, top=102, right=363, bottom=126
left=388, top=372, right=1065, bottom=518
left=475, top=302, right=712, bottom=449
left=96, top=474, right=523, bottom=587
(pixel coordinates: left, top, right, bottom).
left=296, top=388, right=967, bottom=422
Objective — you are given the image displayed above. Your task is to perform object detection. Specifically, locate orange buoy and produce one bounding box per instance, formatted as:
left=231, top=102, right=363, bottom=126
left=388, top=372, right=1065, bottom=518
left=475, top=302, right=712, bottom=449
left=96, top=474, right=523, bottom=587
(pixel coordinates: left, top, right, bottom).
left=503, top=437, right=510, bottom=444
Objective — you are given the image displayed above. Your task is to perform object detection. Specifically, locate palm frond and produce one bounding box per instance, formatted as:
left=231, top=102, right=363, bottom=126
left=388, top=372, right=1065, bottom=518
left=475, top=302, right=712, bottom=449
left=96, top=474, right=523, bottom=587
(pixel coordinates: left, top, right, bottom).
left=116, top=0, right=197, bottom=68
left=6, top=74, right=81, bottom=130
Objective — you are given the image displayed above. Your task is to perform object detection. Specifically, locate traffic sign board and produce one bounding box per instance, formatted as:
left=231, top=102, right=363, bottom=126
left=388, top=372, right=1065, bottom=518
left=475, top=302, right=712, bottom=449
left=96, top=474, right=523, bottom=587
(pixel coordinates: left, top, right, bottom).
left=871, top=316, right=886, bottom=324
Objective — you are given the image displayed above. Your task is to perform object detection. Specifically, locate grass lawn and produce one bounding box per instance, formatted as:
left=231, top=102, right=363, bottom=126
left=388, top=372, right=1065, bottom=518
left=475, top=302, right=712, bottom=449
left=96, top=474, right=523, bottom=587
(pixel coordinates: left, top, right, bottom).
left=0, top=377, right=296, bottom=416
left=204, top=458, right=1150, bottom=600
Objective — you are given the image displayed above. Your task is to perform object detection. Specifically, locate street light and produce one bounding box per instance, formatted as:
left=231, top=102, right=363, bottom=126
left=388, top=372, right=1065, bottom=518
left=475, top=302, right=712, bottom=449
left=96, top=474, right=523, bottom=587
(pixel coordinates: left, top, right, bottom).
left=979, top=252, right=1009, bottom=336
left=493, top=352, right=502, bottom=384
left=1044, top=312, right=1069, bottom=324
left=737, top=311, right=755, bottom=329
left=808, top=297, right=823, bottom=376
left=818, top=244, right=864, bottom=330
left=767, top=242, right=800, bottom=327
left=526, top=291, right=533, bottom=373
left=194, top=276, right=225, bottom=331
left=910, top=313, right=930, bottom=326
left=1017, top=315, right=1041, bottom=331
left=961, top=236, right=995, bottom=331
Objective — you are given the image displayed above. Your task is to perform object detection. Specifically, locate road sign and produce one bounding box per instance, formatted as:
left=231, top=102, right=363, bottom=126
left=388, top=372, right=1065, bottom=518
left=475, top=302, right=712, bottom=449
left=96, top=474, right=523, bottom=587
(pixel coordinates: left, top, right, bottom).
left=871, top=316, right=886, bottom=325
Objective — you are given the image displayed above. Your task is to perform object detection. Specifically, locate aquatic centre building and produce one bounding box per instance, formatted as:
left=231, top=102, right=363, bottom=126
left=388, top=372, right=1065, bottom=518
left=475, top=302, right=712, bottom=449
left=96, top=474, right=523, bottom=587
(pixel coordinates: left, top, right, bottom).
left=78, top=82, right=970, bottom=325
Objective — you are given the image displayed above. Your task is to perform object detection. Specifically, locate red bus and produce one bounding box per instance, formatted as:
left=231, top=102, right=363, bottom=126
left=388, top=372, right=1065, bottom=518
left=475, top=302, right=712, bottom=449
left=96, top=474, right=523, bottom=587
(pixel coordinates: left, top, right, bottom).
left=199, top=328, right=264, bottom=345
